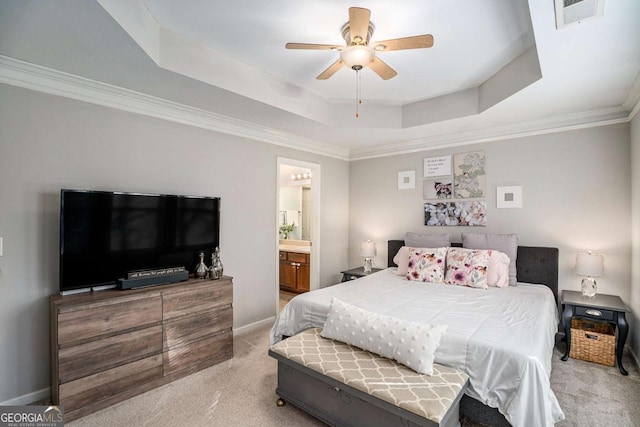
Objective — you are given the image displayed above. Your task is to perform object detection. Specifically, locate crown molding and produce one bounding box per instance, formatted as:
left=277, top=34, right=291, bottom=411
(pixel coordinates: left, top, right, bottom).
left=623, top=70, right=640, bottom=120
left=0, top=55, right=350, bottom=161
left=0, top=55, right=636, bottom=163
left=350, top=107, right=631, bottom=160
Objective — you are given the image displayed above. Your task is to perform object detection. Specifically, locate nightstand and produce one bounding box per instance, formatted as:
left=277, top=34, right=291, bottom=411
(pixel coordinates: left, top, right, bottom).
left=340, top=267, right=383, bottom=282
left=560, top=290, right=629, bottom=375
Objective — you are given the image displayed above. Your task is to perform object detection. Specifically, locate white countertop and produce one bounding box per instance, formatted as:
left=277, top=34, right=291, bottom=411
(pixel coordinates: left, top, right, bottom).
left=279, top=244, right=311, bottom=254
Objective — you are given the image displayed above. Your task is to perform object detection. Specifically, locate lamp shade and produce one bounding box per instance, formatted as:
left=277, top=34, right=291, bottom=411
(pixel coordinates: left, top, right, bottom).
left=360, top=240, right=376, bottom=258
left=340, top=45, right=375, bottom=69
left=575, top=252, right=604, bottom=277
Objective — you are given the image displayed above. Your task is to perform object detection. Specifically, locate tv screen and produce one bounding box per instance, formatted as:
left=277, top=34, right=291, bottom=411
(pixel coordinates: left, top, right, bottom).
left=60, top=189, right=220, bottom=292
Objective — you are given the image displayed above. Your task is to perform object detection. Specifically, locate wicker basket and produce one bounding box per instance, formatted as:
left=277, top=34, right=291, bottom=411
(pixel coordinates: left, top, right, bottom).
left=569, top=317, right=615, bottom=366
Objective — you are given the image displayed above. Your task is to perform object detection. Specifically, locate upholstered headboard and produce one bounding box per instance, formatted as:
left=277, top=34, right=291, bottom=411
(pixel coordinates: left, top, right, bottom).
left=387, top=240, right=559, bottom=302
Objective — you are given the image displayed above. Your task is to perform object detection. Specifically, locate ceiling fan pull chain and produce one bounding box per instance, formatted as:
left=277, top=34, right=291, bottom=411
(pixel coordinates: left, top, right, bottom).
left=355, top=69, right=362, bottom=118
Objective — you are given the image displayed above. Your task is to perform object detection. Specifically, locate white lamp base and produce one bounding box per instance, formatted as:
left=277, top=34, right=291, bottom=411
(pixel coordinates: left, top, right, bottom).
left=581, top=277, right=597, bottom=297
left=363, top=258, right=372, bottom=273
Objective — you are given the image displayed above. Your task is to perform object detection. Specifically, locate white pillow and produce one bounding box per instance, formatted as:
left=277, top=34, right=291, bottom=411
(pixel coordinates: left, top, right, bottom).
left=392, top=246, right=409, bottom=275
left=321, top=298, right=447, bottom=375
left=487, top=250, right=510, bottom=287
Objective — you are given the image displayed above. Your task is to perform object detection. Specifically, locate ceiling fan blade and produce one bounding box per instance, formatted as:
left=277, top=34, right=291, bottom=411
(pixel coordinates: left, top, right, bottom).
left=286, top=43, right=342, bottom=51
left=316, top=59, right=344, bottom=80
left=348, top=7, right=371, bottom=44
left=372, top=34, right=434, bottom=52
left=369, top=56, right=397, bottom=80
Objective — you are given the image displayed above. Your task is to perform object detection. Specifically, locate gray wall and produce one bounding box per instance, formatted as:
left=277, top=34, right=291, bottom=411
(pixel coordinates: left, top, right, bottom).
left=349, top=124, right=632, bottom=307
left=631, top=113, right=640, bottom=360
left=0, top=84, right=349, bottom=403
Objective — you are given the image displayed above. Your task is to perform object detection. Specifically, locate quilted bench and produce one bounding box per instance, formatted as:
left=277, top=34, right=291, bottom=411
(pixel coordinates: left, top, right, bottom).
left=269, top=328, right=469, bottom=427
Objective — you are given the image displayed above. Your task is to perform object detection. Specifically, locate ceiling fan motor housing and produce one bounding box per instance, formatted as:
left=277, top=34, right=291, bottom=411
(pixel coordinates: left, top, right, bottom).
left=341, top=22, right=375, bottom=46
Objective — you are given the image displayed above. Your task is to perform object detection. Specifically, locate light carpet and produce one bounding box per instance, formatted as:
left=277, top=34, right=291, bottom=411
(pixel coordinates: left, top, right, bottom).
left=68, top=326, right=640, bottom=427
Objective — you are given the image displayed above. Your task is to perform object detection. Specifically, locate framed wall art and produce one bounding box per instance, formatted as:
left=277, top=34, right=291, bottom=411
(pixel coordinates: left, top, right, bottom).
left=453, top=151, right=486, bottom=198
left=497, top=186, right=523, bottom=208
left=423, top=179, right=453, bottom=200
left=424, top=201, right=487, bottom=226
left=398, top=170, right=416, bottom=190
left=424, top=155, right=452, bottom=177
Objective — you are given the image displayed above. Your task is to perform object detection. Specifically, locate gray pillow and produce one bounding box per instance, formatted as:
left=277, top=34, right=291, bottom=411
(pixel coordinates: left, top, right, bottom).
left=462, top=233, right=518, bottom=285
left=405, top=232, right=450, bottom=248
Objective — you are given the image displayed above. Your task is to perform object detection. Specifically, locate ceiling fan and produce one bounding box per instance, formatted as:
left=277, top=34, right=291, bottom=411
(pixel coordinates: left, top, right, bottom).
left=285, top=7, right=434, bottom=81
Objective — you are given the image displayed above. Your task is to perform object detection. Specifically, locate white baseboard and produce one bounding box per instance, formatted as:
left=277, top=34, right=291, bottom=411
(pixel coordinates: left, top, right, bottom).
left=233, top=316, right=276, bottom=336
left=0, top=387, right=50, bottom=406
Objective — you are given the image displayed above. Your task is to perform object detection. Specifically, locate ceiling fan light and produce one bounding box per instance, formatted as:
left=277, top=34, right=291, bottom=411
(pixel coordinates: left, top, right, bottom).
left=340, top=45, right=375, bottom=69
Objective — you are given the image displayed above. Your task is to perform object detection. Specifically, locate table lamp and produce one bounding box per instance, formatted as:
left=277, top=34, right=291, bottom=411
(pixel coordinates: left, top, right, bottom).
left=360, top=240, right=376, bottom=273
left=575, top=251, right=604, bottom=297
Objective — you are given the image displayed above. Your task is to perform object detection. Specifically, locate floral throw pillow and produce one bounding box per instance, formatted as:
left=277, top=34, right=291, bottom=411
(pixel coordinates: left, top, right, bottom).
left=444, top=248, right=491, bottom=289
left=406, top=247, right=447, bottom=282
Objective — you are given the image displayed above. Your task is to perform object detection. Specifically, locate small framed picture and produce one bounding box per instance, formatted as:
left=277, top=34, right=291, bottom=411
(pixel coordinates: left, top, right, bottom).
left=496, top=186, right=522, bottom=208
left=423, top=179, right=453, bottom=200
left=398, top=170, right=416, bottom=190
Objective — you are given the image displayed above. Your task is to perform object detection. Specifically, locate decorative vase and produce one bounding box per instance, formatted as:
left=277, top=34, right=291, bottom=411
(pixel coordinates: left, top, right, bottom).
left=195, top=252, right=208, bottom=279
left=209, top=247, right=224, bottom=280
left=216, top=247, right=224, bottom=277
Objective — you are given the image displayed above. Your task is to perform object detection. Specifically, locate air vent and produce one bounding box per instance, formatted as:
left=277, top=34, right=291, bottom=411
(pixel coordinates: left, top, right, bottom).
left=555, top=0, right=605, bottom=29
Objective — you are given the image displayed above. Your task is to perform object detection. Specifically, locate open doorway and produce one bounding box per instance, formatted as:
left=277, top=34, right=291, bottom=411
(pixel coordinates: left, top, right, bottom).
left=276, top=158, right=320, bottom=314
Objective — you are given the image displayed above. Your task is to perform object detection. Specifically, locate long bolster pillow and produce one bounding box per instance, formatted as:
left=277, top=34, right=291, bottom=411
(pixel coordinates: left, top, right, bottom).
left=321, top=298, right=447, bottom=375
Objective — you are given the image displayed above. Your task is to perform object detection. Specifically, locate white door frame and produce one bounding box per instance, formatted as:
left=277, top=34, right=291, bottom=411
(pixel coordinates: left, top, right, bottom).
left=276, top=157, right=321, bottom=313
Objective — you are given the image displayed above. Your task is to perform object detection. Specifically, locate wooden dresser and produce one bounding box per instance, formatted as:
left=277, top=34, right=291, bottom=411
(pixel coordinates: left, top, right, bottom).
left=50, top=277, right=233, bottom=421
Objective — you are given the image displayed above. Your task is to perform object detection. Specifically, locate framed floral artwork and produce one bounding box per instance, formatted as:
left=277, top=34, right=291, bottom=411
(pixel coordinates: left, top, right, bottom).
left=423, top=179, right=453, bottom=200
left=454, top=151, right=486, bottom=198
left=424, top=201, right=487, bottom=226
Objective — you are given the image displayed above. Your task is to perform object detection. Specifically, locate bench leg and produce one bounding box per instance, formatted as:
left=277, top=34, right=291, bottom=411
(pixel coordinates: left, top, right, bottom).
left=277, top=398, right=286, bottom=407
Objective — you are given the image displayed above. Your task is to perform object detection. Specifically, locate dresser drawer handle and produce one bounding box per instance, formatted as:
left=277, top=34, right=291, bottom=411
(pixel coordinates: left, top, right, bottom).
left=585, top=309, right=602, bottom=317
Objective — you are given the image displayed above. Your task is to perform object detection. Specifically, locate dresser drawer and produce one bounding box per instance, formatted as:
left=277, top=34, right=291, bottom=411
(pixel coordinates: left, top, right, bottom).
left=163, top=306, right=233, bottom=350
left=163, top=330, right=233, bottom=375
left=575, top=306, right=614, bottom=321
left=163, top=280, right=232, bottom=320
left=59, top=354, right=163, bottom=412
left=57, top=294, right=162, bottom=345
left=58, top=325, right=163, bottom=383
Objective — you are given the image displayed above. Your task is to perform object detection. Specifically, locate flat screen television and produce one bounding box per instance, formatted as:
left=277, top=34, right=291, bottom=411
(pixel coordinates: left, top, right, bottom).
left=60, top=189, right=220, bottom=293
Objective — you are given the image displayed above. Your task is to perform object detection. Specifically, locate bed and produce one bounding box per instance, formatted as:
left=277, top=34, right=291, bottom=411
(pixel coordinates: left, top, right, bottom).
left=270, top=241, right=565, bottom=427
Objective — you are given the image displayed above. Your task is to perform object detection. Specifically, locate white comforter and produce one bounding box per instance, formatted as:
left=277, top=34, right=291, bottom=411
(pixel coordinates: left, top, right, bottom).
left=270, top=269, right=565, bottom=426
